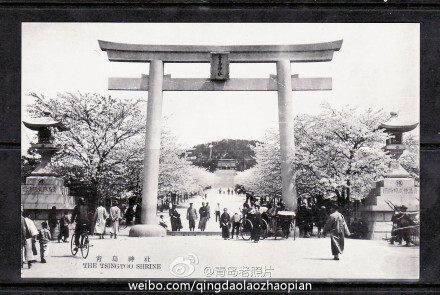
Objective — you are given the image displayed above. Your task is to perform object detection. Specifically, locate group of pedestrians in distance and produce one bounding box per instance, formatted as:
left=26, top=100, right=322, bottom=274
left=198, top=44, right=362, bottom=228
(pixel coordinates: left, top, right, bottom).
left=218, top=187, right=236, bottom=195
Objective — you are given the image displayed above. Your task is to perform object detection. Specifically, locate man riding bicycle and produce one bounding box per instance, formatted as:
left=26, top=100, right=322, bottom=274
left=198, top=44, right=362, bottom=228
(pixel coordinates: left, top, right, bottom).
left=71, top=197, right=89, bottom=251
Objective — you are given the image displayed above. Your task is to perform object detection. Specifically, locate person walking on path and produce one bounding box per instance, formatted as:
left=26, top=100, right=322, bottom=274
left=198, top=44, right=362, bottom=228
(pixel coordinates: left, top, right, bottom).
left=38, top=221, right=51, bottom=263
left=206, top=202, right=211, bottom=221
left=23, top=210, right=38, bottom=269
left=169, top=204, right=183, bottom=231
left=322, top=204, right=351, bottom=260
left=93, top=202, right=108, bottom=239
left=124, top=204, right=135, bottom=226
left=220, top=208, right=231, bottom=240
left=215, top=203, right=221, bottom=222
left=109, top=201, right=122, bottom=239
left=198, top=202, right=208, bottom=231
left=249, top=205, right=263, bottom=243
left=231, top=212, right=241, bottom=239
left=135, top=201, right=142, bottom=224
left=58, top=211, right=70, bottom=243
left=48, top=206, right=58, bottom=241
left=187, top=203, right=198, bottom=231
left=316, top=206, right=328, bottom=238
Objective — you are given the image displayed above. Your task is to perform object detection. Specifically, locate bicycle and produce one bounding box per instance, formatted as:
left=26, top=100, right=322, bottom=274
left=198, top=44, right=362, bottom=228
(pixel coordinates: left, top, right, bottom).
left=240, top=218, right=253, bottom=240
left=71, top=230, right=90, bottom=259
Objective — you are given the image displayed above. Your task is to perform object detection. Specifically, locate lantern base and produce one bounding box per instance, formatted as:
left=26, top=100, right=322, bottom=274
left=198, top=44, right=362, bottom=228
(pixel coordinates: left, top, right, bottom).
left=129, top=224, right=167, bottom=237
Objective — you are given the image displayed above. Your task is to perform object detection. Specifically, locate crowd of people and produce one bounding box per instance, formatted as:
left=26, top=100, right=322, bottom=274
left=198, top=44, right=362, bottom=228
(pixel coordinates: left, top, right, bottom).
left=22, top=187, right=418, bottom=269
left=21, top=197, right=131, bottom=268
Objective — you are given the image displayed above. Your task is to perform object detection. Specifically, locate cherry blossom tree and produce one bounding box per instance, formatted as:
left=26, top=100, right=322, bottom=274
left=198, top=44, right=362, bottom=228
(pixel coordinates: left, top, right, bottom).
left=27, top=92, right=146, bottom=204
left=236, top=104, right=420, bottom=215
left=25, top=92, right=216, bottom=206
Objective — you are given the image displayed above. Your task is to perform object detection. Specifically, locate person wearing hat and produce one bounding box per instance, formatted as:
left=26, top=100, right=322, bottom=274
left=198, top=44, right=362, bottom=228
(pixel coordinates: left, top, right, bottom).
left=71, top=197, right=89, bottom=251
left=322, top=203, right=351, bottom=260
left=109, top=200, right=122, bottom=239
left=187, top=203, right=198, bottom=231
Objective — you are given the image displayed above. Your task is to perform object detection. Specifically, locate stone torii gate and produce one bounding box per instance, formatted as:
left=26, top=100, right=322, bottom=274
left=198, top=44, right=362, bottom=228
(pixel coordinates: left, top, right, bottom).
left=99, top=40, right=343, bottom=237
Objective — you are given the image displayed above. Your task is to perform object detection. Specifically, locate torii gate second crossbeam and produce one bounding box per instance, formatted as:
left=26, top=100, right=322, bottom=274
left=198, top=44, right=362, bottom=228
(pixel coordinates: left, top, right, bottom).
left=99, top=40, right=343, bottom=237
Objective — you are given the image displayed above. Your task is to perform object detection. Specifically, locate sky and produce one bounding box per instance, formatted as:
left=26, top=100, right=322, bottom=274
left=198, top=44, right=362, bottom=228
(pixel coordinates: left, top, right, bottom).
left=21, top=23, right=420, bottom=153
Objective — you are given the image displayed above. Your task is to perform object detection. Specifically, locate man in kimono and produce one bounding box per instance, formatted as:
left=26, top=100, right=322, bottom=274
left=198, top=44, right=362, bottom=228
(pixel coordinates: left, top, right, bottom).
left=187, top=203, right=198, bottom=231
left=220, top=208, right=231, bottom=240
left=169, top=204, right=182, bottom=231
left=93, top=201, right=108, bottom=239
left=250, top=205, right=263, bottom=243
left=109, top=201, right=122, bottom=239
left=322, top=204, right=351, bottom=260
left=198, top=202, right=208, bottom=231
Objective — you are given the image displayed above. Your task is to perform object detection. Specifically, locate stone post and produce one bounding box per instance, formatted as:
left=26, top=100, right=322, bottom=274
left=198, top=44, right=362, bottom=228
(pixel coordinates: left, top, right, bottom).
left=276, top=60, right=297, bottom=212
left=129, top=60, right=166, bottom=237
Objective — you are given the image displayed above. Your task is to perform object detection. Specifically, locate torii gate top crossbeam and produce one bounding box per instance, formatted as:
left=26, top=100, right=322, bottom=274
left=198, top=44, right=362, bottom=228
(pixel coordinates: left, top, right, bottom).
left=99, top=40, right=343, bottom=63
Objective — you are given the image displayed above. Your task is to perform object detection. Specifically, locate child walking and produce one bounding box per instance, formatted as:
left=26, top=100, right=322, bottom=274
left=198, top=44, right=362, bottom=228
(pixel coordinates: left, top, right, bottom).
left=58, top=211, right=70, bottom=243
left=38, top=221, right=51, bottom=263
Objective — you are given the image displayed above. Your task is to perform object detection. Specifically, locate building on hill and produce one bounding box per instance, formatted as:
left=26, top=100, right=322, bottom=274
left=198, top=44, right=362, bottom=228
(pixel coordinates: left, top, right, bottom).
left=217, top=159, right=238, bottom=170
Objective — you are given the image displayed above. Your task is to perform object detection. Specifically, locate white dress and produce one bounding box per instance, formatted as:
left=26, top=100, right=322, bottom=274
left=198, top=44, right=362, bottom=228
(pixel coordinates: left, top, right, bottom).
left=23, top=217, right=38, bottom=262
left=94, top=206, right=108, bottom=234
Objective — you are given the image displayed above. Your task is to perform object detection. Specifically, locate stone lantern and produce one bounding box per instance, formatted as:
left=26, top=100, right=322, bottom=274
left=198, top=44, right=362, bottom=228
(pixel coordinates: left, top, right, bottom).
left=380, top=112, right=418, bottom=178
left=359, top=112, right=419, bottom=240
left=22, top=116, right=75, bottom=226
left=23, top=116, right=68, bottom=177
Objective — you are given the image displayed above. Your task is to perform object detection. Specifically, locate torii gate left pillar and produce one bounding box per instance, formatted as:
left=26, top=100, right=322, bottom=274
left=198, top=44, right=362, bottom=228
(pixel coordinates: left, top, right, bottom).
left=99, top=40, right=342, bottom=237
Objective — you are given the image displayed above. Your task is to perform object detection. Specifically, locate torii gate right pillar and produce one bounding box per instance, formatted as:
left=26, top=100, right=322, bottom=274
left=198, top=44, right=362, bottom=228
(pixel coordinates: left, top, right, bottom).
left=276, top=60, right=297, bottom=212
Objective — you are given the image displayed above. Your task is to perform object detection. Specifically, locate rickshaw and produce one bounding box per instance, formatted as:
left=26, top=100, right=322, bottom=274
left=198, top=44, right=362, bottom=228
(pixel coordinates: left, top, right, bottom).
left=261, top=210, right=296, bottom=240
left=388, top=211, right=420, bottom=246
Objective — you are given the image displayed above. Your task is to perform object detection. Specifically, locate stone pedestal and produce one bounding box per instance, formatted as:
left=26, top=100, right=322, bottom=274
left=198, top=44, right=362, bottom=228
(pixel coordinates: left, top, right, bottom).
left=22, top=175, right=76, bottom=227
left=359, top=178, right=419, bottom=240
